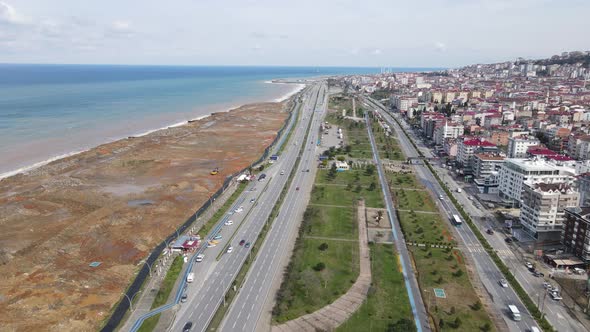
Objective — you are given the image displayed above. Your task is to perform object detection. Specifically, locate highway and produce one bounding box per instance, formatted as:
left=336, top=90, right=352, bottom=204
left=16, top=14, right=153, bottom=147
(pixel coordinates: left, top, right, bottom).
left=408, top=123, right=587, bottom=332
left=365, top=113, right=430, bottom=332
left=218, top=81, right=328, bottom=332
left=168, top=82, right=327, bottom=332
left=364, top=97, right=538, bottom=332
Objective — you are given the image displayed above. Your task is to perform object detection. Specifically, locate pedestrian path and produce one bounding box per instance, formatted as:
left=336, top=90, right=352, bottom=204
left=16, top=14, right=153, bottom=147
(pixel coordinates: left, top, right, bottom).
left=271, top=200, right=371, bottom=332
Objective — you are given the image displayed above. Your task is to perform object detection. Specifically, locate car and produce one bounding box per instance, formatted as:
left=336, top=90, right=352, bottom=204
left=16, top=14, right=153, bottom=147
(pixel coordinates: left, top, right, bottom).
left=250, top=187, right=257, bottom=192
left=227, top=246, right=233, bottom=253
left=543, top=281, right=551, bottom=289
left=499, top=279, right=509, bottom=288
left=181, top=293, right=188, bottom=303
left=296, top=186, right=300, bottom=191
left=213, top=234, right=222, bottom=240
left=280, top=170, right=285, bottom=175
left=438, top=194, right=444, bottom=200
left=245, top=242, right=251, bottom=248
left=305, top=169, right=310, bottom=172
left=250, top=198, right=255, bottom=203
left=525, top=261, right=533, bottom=269
left=235, top=206, right=244, bottom=213
left=505, top=237, right=513, bottom=243
left=486, top=229, right=494, bottom=235
left=239, top=239, right=245, bottom=246
left=183, top=322, right=193, bottom=332
left=207, top=241, right=216, bottom=248
left=530, top=327, right=541, bottom=332
left=195, top=254, right=204, bottom=262
left=549, top=291, right=562, bottom=301
left=533, top=271, right=545, bottom=277
left=224, top=220, right=233, bottom=226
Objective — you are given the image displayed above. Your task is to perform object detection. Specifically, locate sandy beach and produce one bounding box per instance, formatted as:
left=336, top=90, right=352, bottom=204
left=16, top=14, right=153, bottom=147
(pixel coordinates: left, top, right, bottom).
left=0, top=94, right=296, bottom=331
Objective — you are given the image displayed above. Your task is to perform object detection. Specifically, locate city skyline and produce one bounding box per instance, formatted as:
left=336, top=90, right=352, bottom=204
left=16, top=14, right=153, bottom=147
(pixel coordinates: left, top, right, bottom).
left=1, top=0, right=589, bottom=67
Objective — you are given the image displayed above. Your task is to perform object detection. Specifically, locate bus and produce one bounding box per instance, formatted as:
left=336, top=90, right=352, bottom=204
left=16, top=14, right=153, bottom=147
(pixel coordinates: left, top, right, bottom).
left=508, top=304, right=521, bottom=321
left=452, top=214, right=463, bottom=225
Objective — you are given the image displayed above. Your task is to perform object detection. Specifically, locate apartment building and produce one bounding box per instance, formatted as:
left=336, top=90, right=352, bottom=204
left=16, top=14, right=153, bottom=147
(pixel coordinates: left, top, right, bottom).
left=567, top=134, right=590, bottom=160
left=498, top=158, right=576, bottom=206
left=507, top=135, right=540, bottom=158
left=433, top=121, right=464, bottom=145
left=563, top=207, right=590, bottom=263
left=520, top=182, right=579, bottom=242
left=457, top=138, right=498, bottom=174
left=473, top=153, right=505, bottom=179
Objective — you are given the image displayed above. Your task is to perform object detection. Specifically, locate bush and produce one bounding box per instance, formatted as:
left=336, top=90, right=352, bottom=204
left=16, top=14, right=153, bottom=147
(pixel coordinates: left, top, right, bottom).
left=471, top=300, right=482, bottom=311
left=313, top=262, right=326, bottom=271
left=318, top=243, right=329, bottom=251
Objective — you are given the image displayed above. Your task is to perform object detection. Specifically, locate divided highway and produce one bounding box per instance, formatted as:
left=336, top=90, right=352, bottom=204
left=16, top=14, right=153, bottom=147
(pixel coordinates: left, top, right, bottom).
left=364, top=97, right=538, bottom=332
left=168, top=82, right=327, bottom=332
left=218, top=82, right=328, bottom=332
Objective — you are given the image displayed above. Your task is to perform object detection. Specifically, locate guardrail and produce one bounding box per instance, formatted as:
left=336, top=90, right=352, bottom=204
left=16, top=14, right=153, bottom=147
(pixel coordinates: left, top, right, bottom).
left=102, top=92, right=302, bottom=332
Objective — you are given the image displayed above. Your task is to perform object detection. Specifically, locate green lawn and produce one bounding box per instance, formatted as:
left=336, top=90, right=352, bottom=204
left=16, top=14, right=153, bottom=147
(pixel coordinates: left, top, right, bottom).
left=410, top=247, right=495, bottom=331
left=273, top=238, right=359, bottom=323
left=388, top=172, right=422, bottom=189
left=338, top=244, right=414, bottom=332
left=316, top=168, right=377, bottom=186
left=393, top=189, right=437, bottom=212
left=312, top=183, right=384, bottom=209
left=306, top=205, right=357, bottom=240
left=398, top=211, right=455, bottom=246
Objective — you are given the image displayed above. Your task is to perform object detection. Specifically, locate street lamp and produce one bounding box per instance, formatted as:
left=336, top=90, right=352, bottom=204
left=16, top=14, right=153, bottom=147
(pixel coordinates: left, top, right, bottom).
left=144, top=261, right=153, bottom=277
left=122, top=291, right=141, bottom=312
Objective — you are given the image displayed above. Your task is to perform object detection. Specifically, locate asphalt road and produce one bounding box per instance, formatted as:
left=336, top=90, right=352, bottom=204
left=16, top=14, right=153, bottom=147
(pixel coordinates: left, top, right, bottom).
left=218, top=83, right=328, bottom=332
left=365, top=114, right=430, bottom=332
left=364, top=97, right=538, bottom=332
left=419, top=135, right=587, bottom=332
left=169, top=82, right=326, bottom=332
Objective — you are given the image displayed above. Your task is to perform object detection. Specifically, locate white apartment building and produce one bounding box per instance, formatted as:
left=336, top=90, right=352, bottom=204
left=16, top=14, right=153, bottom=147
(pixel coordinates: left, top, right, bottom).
left=457, top=138, right=498, bottom=173
left=433, top=122, right=464, bottom=146
left=498, top=158, right=576, bottom=206
left=473, top=153, right=505, bottom=179
left=507, top=136, right=540, bottom=158
left=520, top=182, right=579, bottom=242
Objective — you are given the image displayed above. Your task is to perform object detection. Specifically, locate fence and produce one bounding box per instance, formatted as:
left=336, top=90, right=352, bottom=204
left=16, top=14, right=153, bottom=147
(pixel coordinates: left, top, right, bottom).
left=101, top=98, right=297, bottom=331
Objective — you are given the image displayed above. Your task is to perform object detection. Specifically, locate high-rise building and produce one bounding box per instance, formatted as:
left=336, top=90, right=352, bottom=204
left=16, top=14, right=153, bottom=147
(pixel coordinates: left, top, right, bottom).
left=563, top=207, right=590, bottom=262
left=507, top=136, right=540, bottom=158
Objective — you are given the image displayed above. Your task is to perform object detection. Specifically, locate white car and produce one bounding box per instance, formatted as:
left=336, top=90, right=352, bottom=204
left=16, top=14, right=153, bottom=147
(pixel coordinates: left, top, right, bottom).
left=224, top=220, right=233, bottom=226
left=235, top=206, right=244, bottom=213
left=227, top=246, right=233, bottom=253
left=525, top=262, right=533, bottom=269
left=195, top=254, right=204, bottom=262
left=499, top=279, right=509, bottom=288
left=280, top=170, right=285, bottom=175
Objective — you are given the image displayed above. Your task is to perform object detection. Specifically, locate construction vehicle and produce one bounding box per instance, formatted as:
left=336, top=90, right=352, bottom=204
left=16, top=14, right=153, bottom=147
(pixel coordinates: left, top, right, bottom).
left=210, top=167, right=219, bottom=175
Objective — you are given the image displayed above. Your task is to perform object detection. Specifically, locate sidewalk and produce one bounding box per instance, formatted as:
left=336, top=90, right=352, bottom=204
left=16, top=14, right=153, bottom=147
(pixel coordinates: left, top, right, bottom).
left=271, top=200, right=371, bottom=332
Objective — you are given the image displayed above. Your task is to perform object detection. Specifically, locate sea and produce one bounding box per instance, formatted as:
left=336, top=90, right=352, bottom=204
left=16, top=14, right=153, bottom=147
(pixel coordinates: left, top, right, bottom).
left=0, top=64, right=435, bottom=178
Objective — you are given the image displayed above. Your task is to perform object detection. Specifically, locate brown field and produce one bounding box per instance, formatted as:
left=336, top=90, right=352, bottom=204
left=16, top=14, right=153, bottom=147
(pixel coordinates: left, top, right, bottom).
left=0, top=102, right=289, bottom=331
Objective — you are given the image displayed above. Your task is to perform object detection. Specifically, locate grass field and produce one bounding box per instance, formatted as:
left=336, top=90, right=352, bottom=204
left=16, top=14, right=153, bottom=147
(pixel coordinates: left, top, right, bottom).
left=393, top=188, right=438, bottom=212
left=338, top=244, right=415, bottom=332
left=388, top=172, right=422, bottom=189
left=398, top=210, right=456, bottom=246
left=411, top=247, right=495, bottom=331
left=137, top=255, right=184, bottom=332
left=372, top=123, right=404, bottom=161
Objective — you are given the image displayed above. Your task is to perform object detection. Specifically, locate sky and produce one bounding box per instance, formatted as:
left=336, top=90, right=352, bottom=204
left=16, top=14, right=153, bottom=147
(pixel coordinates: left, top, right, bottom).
left=0, top=0, right=588, bottom=68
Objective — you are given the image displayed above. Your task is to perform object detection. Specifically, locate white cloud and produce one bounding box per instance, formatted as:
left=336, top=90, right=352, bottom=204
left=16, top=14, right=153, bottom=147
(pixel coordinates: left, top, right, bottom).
left=373, top=48, right=382, bottom=55
left=0, top=1, right=26, bottom=25
left=111, top=20, right=131, bottom=31
left=434, top=42, right=447, bottom=52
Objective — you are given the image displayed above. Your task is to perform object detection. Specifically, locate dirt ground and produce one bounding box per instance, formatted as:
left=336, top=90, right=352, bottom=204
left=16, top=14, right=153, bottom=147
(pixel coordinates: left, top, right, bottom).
left=0, top=102, right=289, bottom=332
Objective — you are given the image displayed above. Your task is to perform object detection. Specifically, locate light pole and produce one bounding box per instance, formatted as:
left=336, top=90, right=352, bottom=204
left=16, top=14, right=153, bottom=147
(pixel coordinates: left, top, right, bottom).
left=144, top=261, right=153, bottom=277
left=122, top=291, right=141, bottom=312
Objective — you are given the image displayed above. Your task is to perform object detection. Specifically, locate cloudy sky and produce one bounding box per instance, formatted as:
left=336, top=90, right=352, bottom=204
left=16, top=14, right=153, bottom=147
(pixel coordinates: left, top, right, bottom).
left=0, top=0, right=588, bottom=67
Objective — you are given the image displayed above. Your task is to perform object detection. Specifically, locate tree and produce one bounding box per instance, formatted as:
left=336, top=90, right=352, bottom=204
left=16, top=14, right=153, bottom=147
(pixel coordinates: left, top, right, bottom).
left=337, top=156, right=346, bottom=162
left=481, top=322, right=492, bottom=332
left=365, top=164, right=376, bottom=176
left=318, top=243, right=329, bottom=251
left=368, top=182, right=376, bottom=191
left=472, top=300, right=482, bottom=311
left=355, top=184, right=362, bottom=193
left=439, top=318, right=445, bottom=329
left=313, top=262, right=326, bottom=271
left=386, top=318, right=416, bottom=332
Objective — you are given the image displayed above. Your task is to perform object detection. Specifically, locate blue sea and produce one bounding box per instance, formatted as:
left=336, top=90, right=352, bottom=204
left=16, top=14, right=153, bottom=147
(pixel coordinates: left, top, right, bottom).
left=0, top=64, right=433, bottom=177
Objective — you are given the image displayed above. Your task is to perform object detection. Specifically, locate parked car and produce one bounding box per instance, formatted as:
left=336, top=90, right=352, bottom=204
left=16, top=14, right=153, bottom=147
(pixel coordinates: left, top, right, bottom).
left=486, top=229, right=494, bottom=235
left=239, top=239, right=245, bottom=246
left=213, top=234, right=222, bottom=240
left=505, top=237, right=513, bottom=243
left=549, top=291, right=562, bottom=301
left=525, top=262, right=533, bottom=269
left=181, top=293, right=188, bottom=303
left=224, top=220, right=233, bottom=226
left=533, top=271, right=545, bottom=278
left=296, top=186, right=300, bottom=191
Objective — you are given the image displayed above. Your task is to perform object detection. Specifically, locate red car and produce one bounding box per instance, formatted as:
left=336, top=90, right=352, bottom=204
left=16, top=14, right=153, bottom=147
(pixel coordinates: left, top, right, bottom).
left=239, top=239, right=245, bottom=246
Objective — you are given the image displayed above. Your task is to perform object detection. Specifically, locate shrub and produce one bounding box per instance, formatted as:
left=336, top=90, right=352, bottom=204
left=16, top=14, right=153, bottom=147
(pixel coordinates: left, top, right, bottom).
left=318, top=243, right=329, bottom=251
left=313, top=262, right=326, bottom=271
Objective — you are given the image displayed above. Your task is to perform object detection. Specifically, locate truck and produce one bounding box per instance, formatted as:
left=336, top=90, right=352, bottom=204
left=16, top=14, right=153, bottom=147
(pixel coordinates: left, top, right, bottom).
left=508, top=304, right=521, bottom=321
left=187, top=272, right=194, bottom=283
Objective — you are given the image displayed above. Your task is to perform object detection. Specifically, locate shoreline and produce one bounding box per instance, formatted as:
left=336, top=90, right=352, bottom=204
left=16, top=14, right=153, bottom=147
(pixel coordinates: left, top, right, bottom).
left=0, top=81, right=305, bottom=181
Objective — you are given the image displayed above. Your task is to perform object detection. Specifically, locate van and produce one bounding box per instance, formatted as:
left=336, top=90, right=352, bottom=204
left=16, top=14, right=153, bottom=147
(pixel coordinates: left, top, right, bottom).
left=508, top=304, right=521, bottom=321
